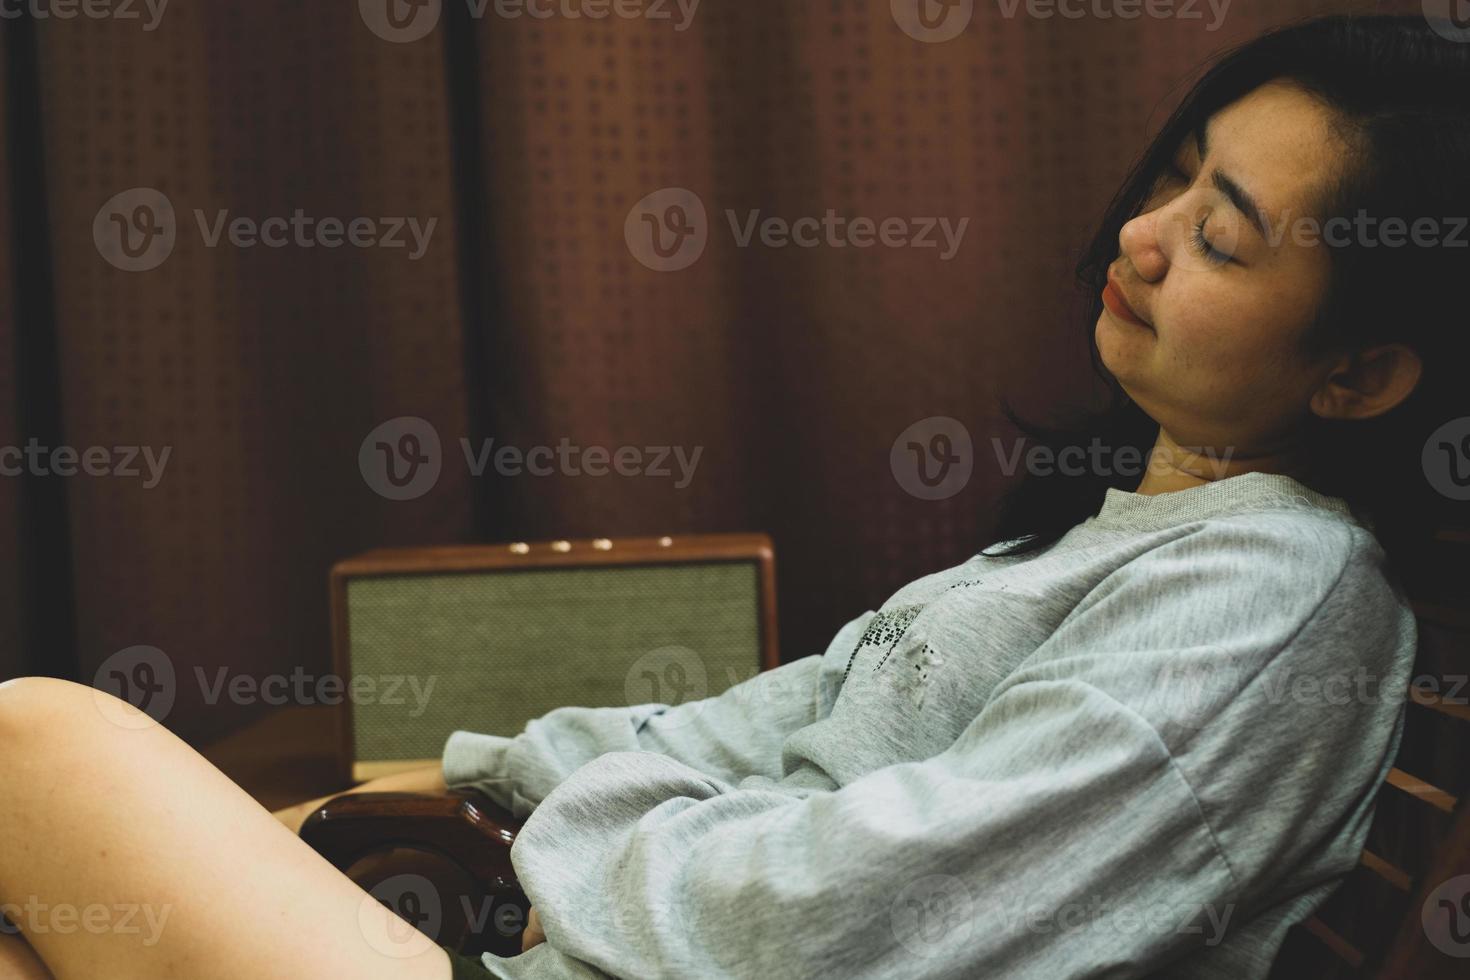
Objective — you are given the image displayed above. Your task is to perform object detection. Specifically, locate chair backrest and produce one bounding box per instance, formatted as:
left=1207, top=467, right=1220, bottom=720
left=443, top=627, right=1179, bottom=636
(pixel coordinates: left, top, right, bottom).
left=1268, top=525, right=1470, bottom=979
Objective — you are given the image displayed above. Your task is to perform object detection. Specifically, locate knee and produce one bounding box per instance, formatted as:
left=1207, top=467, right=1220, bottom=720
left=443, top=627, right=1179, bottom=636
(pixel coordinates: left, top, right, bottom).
left=0, top=676, right=114, bottom=741
left=0, top=676, right=56, bottom=742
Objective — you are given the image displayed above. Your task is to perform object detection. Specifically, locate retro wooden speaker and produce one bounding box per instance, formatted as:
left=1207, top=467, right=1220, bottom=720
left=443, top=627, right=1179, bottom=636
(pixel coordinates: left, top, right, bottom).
left=329, top=533, right=778, bottom=783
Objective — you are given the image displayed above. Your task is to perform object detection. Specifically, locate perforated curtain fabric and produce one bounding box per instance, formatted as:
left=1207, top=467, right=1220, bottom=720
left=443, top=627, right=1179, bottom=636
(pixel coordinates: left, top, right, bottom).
left=1, top=0, right=1406, bottom=741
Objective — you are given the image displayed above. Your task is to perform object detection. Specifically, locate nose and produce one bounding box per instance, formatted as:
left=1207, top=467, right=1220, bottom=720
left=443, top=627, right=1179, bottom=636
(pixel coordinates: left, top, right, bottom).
left=1118, top=207, right=1169, bottom=284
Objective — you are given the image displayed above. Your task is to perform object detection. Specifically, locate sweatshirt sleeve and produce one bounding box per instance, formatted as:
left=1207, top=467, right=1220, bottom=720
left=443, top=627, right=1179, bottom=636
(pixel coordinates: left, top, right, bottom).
left=469, top=515, right=1414, bottom=980
left=441, top=610, right=876, bottom=819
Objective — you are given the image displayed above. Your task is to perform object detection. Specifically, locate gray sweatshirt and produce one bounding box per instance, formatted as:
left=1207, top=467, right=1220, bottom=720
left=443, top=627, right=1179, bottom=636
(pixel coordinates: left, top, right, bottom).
left=441, top=471, right=1418, bottom=979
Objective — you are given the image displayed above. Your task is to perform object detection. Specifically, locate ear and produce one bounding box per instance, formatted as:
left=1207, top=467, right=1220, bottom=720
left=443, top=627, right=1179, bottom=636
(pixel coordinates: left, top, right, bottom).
left=1310, top=343, right=1423, bottom=421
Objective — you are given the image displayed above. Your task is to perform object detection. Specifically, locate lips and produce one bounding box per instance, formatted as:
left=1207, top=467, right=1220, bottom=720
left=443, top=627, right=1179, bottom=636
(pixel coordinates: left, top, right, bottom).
left=1102, top=272, right=1153, bottom=330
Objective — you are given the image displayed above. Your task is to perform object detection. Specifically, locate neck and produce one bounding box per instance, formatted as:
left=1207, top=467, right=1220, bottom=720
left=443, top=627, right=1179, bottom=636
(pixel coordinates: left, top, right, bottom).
left=1131, top=429, right=1304, bottom=497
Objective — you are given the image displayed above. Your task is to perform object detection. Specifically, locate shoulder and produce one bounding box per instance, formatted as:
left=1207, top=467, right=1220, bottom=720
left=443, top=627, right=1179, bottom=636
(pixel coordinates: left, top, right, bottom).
left=1043, top=508, right=1412, bottom=726
left=1205, top=505, right=1376, bottom=566
left=1092, top=507, right=1385, bottom=618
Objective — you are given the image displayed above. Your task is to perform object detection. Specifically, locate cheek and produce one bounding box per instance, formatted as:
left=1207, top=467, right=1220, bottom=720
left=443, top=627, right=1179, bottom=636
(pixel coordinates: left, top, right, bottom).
left=1158, top=302, right=1302, bottom=404
left=1160, top=314, right=1234, bottom=380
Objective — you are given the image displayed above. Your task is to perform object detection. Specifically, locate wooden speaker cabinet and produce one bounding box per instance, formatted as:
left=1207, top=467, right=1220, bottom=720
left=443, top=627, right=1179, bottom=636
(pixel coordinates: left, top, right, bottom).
left=329, top=533, right=778, bottom=784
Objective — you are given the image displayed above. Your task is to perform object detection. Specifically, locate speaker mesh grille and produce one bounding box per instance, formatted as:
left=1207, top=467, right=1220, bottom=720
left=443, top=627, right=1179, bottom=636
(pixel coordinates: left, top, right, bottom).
left=346, top=561, right=761, bottom=762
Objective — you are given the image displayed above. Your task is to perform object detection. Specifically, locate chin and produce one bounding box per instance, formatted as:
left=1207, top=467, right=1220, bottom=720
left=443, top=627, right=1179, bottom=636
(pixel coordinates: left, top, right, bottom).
left=1094, top=315, right=1133, bottom=377
left=1095, top=312, right=1155, bottom=376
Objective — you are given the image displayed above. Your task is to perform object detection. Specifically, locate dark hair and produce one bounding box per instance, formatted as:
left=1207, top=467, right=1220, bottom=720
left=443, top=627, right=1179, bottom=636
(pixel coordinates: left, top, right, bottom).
left=981, top=13, right=1470, bottom=582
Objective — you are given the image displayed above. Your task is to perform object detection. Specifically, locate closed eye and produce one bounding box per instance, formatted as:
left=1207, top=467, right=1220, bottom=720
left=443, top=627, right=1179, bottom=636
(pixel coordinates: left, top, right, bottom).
left=1165, top=160, right=1237, bottom=266
left=1190, top=216, right=1234, bottom=266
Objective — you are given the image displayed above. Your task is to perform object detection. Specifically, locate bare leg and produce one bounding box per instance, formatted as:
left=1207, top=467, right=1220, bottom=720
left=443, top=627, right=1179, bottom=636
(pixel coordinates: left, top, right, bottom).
left=0, top=677, right=453, bottom=980
left=0, top=932, right=54, bottom=980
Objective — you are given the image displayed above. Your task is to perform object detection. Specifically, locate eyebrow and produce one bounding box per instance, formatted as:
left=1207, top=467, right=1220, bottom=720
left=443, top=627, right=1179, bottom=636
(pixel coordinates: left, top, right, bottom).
left=1195, top=121, right=1270, bottom=242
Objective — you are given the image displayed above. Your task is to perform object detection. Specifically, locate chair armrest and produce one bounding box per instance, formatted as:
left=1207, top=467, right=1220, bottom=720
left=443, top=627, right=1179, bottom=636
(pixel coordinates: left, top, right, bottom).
left=300, top=788, right=530, bottom=957
left=301, top=788, right=525, bottom=883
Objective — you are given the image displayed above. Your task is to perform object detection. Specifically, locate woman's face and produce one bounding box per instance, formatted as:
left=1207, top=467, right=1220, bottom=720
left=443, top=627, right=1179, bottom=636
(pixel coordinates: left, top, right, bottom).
left=1096, top=80, right=1347, bottom=460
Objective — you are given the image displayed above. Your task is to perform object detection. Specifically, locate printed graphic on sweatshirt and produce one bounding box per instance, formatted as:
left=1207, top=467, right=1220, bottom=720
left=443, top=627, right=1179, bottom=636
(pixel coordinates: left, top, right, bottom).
left=843, top=604, right=923, bottom=682
left=842, top=603, right=945, bottom=709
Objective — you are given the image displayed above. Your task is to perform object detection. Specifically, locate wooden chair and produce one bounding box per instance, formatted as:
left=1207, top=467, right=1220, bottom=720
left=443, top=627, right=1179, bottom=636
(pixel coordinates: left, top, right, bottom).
left=1266, top=526, right=1470, bottom=980
left=301, top=789, right=529, bottom=958
left=301, top=527, right=1470, bottom=975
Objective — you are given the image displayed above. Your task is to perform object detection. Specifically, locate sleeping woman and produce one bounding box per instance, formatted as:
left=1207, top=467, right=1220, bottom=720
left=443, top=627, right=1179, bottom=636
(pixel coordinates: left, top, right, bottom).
left=1, top=12, right=1466, bottom=980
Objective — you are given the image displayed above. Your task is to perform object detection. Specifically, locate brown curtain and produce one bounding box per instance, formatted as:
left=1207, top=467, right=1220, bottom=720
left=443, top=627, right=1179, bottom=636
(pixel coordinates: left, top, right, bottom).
left=2, top=0, right=1412, bottom=744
